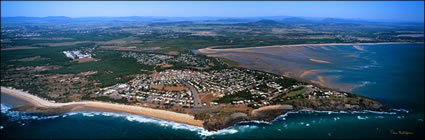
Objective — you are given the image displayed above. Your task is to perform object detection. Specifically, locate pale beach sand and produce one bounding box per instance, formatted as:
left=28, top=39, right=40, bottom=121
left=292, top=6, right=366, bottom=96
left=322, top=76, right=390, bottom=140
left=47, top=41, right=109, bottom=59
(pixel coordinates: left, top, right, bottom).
left=299, top=69, right=330, bottom=78
left=1, top=86, right=204, bottom=127
left=310, top=75, right=354, bottom=92
left=309, top=58, right=331, bottom=64
left=352, top=45, right=365, bottom=51
left=196, top=42, right=419, bottom=54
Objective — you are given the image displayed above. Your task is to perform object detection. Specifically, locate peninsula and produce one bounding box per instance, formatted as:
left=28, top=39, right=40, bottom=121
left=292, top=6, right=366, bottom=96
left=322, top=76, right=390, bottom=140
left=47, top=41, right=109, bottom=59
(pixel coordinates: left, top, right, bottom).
left=1, top=62, right=388, bottom=131
left=2, top=16, right=419, bottom=131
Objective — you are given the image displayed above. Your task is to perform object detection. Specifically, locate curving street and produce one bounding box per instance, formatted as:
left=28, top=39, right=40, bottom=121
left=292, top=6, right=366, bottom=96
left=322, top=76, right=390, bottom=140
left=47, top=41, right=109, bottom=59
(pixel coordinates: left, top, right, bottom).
left=179, top=80, right=202, bottom=108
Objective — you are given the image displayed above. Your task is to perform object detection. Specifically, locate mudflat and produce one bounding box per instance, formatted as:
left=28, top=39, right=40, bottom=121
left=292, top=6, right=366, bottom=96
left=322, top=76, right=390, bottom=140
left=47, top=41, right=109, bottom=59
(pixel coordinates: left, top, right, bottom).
left=195, top=42, right=419, bottom=92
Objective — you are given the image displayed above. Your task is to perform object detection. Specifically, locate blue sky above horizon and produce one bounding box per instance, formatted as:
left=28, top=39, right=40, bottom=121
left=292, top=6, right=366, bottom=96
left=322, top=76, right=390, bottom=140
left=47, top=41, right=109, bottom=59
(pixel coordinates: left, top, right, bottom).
left=1, top=1, right=424, bottom=22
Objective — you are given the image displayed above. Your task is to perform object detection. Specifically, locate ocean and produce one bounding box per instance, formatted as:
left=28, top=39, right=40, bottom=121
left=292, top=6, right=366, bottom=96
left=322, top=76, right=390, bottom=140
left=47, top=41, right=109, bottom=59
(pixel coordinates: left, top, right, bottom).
left=1, top=43, right=424, bottom=139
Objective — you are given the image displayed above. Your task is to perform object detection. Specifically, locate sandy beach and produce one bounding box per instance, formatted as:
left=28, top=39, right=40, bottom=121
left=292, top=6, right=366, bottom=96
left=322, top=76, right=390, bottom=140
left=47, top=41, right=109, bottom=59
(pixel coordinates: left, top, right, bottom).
left=1, top=86, right=204, bottom=127
left=196, top=42, right=420, bottom=54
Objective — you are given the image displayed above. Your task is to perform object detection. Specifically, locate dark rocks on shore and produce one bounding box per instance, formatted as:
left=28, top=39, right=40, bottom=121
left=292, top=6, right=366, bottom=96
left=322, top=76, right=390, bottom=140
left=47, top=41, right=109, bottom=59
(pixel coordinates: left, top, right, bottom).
left=203, top=112, right=251, bottom=131
left=201, top=101, right=390, bottom=131
left=203, top=105, right=294, bottom=131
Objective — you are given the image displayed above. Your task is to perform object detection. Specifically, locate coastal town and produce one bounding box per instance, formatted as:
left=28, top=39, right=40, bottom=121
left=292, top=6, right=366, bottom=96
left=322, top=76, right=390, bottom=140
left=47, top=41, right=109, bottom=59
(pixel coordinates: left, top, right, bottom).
left=0, top=40, right=388, bottom=130
left=1, top=45, right=383, bottom=115
left=92, top=61, right=354, bottom=110
left=1, top=1, right=424, bottom=139
left=121, top=51, right=211, bottom=67
left=0, top=15, right=401, bottom=133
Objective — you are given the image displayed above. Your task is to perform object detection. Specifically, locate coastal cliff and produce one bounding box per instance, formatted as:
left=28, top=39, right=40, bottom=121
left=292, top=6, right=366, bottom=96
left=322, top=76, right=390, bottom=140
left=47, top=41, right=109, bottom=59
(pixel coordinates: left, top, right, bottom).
left=197, top=93, right=388, bottom=131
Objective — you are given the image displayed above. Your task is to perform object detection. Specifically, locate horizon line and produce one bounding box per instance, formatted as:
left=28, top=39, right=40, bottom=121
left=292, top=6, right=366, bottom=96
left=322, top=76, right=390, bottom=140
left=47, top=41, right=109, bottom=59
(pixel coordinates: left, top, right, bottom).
left=2, top=15, right=424, bottom=22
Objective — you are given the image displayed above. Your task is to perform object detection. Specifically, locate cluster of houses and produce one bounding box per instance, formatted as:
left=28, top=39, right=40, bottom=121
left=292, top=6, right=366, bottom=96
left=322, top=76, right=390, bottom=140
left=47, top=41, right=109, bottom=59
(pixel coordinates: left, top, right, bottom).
left=15, top=33, right=41, bottom=37
left=63, top=47, right=95, bottom=60
left=93, top=63, right=349, bottom=108
left=308, top=86, right=348, bottom=99
left=95, top=75, right=197, bottom=107
left=155, top=69, right=263, bottom=96
left=121, top=52, right=210, bottom=67
left=63, top=50, right=91, bottom=59
left=121, top=52, right=173, bottom=65
left=94, top=68, right=300, bottom=108
left=172, top=54, right=210, bottom=66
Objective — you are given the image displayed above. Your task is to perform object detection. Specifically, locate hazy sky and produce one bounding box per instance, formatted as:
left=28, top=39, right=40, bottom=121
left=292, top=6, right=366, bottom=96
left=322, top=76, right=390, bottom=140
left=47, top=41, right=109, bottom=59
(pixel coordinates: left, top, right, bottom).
left=1, top=1, right=424, bottom=22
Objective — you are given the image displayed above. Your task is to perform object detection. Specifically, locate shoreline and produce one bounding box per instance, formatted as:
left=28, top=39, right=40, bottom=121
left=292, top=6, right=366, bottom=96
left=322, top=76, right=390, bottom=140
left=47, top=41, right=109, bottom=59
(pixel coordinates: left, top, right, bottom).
left=195, top=42, right=423, bottom=92
left=0, top=86, right=204, bottom=128
left=196, top=42, right=423, bottom=53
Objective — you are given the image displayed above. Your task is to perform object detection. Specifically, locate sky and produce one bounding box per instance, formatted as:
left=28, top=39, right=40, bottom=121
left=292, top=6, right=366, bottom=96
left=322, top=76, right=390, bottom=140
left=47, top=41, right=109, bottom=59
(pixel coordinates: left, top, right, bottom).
left=1, top=1, right=424, bottom=22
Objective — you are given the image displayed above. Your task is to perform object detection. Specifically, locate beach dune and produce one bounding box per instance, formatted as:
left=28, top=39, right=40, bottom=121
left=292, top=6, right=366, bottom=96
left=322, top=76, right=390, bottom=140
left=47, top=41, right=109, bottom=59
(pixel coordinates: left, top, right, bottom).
left=1, top=87, right=204, bottom=127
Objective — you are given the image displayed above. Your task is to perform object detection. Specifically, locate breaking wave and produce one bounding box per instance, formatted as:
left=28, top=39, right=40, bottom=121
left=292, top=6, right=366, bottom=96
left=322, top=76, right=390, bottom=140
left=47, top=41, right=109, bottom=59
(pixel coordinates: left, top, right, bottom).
left=272, top=109, right=403, bottom=122
left=1, top=104, right=61, bottom=122
left=1, top=103, right=410, bottom=137
left=0, top=103, right=240, bottom=137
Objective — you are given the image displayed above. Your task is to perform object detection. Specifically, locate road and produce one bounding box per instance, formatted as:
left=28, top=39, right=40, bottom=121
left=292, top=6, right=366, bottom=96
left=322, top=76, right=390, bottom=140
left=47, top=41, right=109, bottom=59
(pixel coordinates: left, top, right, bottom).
left=180, top=80, right=202, bottom=108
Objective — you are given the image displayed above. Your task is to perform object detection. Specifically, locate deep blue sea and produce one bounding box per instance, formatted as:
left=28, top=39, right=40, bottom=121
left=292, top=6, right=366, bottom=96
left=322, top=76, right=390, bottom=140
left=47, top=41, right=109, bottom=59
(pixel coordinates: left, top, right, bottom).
left=1, top=43, right=424, bottom=139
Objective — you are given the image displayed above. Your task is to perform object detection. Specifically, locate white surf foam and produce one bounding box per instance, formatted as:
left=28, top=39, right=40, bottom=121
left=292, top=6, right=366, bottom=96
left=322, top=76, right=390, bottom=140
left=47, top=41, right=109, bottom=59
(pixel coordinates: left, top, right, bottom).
left=357, top=116, right=368, bottom=120
left=1, top=103, right=410, bottom=137
left=354, top=81, right=377, bottom=89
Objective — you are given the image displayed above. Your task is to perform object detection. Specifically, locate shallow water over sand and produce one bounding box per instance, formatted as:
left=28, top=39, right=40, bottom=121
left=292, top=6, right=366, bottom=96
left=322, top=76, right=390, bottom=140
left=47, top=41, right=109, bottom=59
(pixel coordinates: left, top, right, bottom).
left=1, top=43, right=423, bottom=139
left=195, top=43, right=424, bottom=110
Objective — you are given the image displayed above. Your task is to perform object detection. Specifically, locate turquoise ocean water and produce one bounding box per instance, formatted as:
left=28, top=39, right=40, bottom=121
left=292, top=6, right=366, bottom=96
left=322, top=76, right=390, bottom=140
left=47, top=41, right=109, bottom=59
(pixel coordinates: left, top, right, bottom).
left=1, top=43, right=424, bottom=139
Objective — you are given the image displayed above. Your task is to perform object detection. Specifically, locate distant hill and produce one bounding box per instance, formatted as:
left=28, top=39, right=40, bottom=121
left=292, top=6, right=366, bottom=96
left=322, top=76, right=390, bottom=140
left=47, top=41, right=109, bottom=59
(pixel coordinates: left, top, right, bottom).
left=251, top=20, right=281, bottom=26
left=216, top=18, right=256, bottom=22
left=148, top=21, right=194, bottom=26
left=280, top=17, right=311, bottom=24
left=319, top=18, right=380, bottom=25
left=1, top=16, right=422, bottom=25
left=1, top=16, right=166, bottom=23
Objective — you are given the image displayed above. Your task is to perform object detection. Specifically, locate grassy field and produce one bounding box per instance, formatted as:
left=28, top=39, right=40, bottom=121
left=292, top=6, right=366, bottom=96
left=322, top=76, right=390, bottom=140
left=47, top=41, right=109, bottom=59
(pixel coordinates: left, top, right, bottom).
left=286, top=87, right=307, bottom=97
left=219, top=58, right=239, bottom=67
left=215, top=90, right=253, bottom=103
left=215, top=89, right=265, bottom=104
left=271, top=87, right=307, bottom=104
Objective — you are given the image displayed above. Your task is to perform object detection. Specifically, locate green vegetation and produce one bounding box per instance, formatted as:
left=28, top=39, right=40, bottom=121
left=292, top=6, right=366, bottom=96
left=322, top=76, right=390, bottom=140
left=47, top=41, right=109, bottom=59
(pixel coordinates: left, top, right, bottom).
left=46, top=51, right=153, bottom=87
left=286, top=87, right=307, bottom=97
left=256, top=83, right=270, bottom=92
left=277, top=98, right=314, bottom=108
left=271, top=87, right=307, bottom=104
left=1, top=43, right=95, bottom=68
left=1, top=42, right=154, bottom=94
left=82, top=95, right=128, bottom=104
left=219, top=58, right=239, bottom=67
left=2, top=39, right=78, bottom=47
left=0, top=18, right=406, bottom=115
left=275, top=78, right=302, bottom=89
left=215, top=89, right=259, bottom=104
